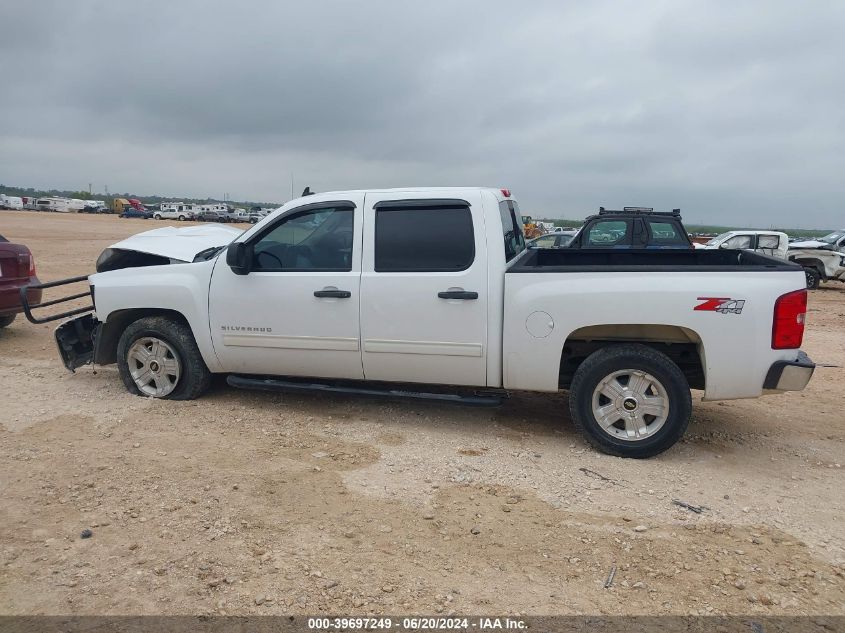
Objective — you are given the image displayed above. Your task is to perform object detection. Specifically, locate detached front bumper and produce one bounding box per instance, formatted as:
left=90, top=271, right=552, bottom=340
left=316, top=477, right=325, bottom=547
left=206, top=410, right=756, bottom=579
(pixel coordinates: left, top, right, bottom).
left=763, top=351, right=815, bottom=392
left=55, top=313, right=99, bottom=372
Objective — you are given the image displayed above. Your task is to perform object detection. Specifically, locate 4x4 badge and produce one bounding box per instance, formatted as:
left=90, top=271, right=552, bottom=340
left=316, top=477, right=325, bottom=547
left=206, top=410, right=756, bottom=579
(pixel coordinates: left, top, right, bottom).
left=694, top=297, right=746, bottom=314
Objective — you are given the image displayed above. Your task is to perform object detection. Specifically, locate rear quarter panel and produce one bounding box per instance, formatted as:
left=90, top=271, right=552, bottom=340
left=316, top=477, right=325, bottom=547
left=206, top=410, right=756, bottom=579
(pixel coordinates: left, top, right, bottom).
left=503, top=269, right=808, bottom=400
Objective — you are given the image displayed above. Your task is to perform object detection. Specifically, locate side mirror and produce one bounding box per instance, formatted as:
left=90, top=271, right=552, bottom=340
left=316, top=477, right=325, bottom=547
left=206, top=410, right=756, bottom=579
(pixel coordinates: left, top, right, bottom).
left=226, top=242, right=251, bottom=275
left=718, top=242, right=729, bottom=249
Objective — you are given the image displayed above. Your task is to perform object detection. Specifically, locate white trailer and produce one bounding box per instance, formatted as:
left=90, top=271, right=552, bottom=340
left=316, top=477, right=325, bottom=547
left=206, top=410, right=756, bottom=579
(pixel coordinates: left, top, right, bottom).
left=35, top=197, right=73, bottom=213
left=0, top=195, right=24, bottom=210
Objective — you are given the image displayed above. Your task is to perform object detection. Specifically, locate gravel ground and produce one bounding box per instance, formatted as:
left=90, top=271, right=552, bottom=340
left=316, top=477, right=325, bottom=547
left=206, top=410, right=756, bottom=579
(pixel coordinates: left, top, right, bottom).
left=0, top=211, right=843, bottom=616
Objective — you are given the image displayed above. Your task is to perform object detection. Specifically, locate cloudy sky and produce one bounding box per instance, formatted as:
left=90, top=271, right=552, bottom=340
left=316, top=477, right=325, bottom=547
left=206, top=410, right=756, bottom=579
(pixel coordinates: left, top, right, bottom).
left=1, top=1, right=843, bottom=227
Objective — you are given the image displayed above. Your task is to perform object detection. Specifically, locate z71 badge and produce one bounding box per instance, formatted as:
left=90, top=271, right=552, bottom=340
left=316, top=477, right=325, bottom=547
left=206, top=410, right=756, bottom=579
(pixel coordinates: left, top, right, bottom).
left=694, top=297, right=746, bottom=314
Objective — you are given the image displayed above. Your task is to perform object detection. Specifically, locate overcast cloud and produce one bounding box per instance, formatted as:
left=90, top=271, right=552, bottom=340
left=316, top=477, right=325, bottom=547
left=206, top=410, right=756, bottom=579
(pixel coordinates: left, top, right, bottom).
left=1, top=0, right=843, bottom=227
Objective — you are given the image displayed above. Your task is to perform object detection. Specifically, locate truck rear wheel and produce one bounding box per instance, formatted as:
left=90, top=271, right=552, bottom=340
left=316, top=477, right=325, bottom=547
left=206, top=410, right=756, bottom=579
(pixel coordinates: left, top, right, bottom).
left=0, top=314, right=15, bottom=328
left=569, top=344, right=691, bottom=458
left=117, top=316, right=211, bottom=400
left=804, top=268, right=821, bottom=289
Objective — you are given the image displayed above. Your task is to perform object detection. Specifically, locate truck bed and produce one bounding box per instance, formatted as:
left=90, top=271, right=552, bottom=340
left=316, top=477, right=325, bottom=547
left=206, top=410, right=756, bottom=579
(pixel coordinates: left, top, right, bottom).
left=509, top=248, right=798, bottom=273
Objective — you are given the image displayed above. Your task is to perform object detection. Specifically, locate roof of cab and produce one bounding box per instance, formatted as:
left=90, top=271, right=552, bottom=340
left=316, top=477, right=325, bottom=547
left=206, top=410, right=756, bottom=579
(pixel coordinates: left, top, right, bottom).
left=278, top=187, right=510, bottom=210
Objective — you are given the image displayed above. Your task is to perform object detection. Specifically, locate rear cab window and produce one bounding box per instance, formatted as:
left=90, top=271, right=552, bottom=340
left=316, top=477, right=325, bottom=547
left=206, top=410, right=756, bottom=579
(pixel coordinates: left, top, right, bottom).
left=498, top=200, right=526, bottom=261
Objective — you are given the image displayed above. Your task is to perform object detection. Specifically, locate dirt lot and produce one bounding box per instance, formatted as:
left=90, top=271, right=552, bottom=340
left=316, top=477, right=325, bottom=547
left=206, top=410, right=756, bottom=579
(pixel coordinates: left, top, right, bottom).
left=0, top=211, right=843, bottom=616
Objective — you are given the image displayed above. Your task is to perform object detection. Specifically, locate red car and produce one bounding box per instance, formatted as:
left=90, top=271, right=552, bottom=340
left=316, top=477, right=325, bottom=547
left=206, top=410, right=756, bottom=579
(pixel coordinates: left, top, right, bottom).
left=0, top=235, right=41, bottom=328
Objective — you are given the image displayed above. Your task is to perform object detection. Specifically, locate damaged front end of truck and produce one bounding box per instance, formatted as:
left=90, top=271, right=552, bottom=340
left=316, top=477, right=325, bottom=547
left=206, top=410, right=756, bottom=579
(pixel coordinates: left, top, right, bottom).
left=21, top=224, right=242, bottom=371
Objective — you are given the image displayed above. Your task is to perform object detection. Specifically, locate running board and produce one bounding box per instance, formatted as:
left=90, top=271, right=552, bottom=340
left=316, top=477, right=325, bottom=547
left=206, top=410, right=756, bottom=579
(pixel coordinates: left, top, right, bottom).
left=226, top=375, right=505, bottom=407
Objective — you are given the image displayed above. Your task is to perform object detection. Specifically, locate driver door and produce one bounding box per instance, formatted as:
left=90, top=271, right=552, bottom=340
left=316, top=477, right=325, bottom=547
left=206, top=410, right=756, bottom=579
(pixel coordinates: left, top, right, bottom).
left=209, top=195, right=365, bottom=379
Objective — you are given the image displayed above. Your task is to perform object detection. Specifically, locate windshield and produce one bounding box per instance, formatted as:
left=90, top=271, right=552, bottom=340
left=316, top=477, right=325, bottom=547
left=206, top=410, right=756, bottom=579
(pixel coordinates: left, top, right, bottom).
left=818, top=231, right=845, bottom=244
left=705, top=232, right=732, bottom=246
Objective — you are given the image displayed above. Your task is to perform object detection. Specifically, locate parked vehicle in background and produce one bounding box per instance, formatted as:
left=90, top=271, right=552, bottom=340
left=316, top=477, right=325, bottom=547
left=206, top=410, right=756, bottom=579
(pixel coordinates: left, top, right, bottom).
left=0, top=234, right=41, bottom=328
left=0, top=195, right=24, bottom=210
left=521, top=215, right=544, bottom=239
left=248, top=209, right=270, bottom=224
left=80, top=200, right=109, bottom=214
left=195, top=209, right=228, bottom=222
left=790, top=230, right=845, bottom=253
left=528, top=232, right=577, bottom=248
left=119, top=208, right=153, bottom=219
left=788, top=230, right=845, bottom=289
left=155, top=203, right=196, bottom=221
left=35, top=197, right=72, bottom=213
left=226, top=209, right=249, bottom=223
left=186, top=204, right=233, bottom=222
left=112, top=198, right=132, bottom=214
left=112, top=198, right=148, bottom=214
left=697, top=231, right=788, bottom=258
left=89, top=200, right=107, bottom=209
left=567, top=207, right=693, bottom=250
left=35, top=187, right=814, bottom=459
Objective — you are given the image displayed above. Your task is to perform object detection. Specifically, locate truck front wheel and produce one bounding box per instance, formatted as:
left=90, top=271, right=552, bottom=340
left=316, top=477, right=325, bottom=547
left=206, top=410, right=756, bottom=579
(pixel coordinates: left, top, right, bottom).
left=117, top=316, right=211, bottom=400
left=569, top=344, right=691, bottom=458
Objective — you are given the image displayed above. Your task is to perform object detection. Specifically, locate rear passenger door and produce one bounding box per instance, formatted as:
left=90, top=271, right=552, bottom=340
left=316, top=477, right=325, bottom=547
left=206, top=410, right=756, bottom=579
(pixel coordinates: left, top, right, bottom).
left=359, top=193, right=488, bottom=386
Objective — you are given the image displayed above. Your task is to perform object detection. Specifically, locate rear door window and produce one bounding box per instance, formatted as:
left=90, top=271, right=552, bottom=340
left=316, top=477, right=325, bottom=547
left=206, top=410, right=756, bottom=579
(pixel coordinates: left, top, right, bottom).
left=758, top=234, right=780, bottom=249
left=375, top=204, right=474, bottom=272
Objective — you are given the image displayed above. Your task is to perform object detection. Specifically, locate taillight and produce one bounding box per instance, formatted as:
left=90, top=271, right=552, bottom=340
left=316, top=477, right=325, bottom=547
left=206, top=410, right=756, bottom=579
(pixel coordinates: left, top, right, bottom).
left=28, top=252, right=36, bottom=277
left=772, top=289, right=807, bottom=349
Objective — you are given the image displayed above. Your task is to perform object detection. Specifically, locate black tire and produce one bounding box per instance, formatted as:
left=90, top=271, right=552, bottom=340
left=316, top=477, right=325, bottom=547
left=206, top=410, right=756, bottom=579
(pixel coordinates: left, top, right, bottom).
left=804, top=268, right=821, bottom=290
left=116, top=316, right=211, bottom=400
left=0, top=314, right=15, bottom=328
left=568, top=344, right=692, bottom=458
left=178, top=215, right=186, bottom=221
left=153, top=213, right=162, bottom=220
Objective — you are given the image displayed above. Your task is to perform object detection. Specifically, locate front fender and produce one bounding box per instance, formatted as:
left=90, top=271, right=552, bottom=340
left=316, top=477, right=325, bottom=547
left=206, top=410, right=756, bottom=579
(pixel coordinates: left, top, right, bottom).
left=90, top=261, right=221, bottom=371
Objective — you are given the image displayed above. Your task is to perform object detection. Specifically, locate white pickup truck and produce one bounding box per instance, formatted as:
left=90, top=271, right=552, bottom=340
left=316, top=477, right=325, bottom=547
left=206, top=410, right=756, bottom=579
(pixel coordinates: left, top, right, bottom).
left=27, top=188, right=815, bottom=458
left=788, top=230, right=845, bottom=289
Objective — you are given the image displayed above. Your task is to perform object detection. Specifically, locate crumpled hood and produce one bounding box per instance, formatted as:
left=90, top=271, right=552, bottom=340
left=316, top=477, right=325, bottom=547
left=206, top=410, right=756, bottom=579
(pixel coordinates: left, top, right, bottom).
left=788, top=239, right=832, bottom=250
left=107, top=224, right=243, bottom=262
